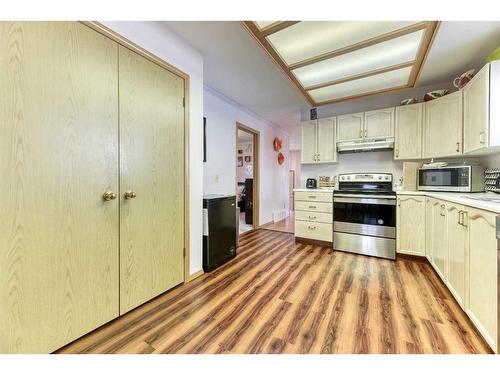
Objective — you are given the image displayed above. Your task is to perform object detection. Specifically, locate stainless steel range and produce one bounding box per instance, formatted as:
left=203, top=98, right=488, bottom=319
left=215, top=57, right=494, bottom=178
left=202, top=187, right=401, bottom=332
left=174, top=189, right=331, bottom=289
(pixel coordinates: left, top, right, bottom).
left=333, top=173, right=396, bottom=260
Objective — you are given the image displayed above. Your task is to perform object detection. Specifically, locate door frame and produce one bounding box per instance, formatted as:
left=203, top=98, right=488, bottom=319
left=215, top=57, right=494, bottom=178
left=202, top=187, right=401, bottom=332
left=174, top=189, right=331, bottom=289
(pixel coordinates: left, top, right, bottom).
left=236, top=122, right=260, bottom=230
left=81, top=22, right=193, bottom=283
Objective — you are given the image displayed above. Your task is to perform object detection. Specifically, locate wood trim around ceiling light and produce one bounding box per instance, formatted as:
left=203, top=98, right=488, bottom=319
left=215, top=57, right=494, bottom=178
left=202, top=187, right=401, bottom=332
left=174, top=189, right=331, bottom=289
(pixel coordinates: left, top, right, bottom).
left=260, top=21, right=300, bottom=37
left=407, top=21, right=440, bottom=87
left=242, top=21, right=316, bottom=106
left=313, top=84, right=412, bottom=107
left=288, top=21, right=430, bottom=70
left=302, top=61, right=415, bottom=91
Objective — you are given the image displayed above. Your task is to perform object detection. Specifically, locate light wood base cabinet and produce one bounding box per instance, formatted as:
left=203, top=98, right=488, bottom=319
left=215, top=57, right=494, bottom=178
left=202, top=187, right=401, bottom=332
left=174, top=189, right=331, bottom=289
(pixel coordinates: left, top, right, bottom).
left=396, top=195, right=426, bottom=256
left=423, top=196, right=497, bottom=352
left=294, top=192, right=333, bottom=243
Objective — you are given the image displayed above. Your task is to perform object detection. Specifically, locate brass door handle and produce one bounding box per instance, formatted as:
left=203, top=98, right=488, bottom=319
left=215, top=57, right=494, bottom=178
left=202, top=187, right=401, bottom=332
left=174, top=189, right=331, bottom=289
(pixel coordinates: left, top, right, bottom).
left=102, top=191, right=117, bottom=201
left=124, top=191, right=137, bottom=200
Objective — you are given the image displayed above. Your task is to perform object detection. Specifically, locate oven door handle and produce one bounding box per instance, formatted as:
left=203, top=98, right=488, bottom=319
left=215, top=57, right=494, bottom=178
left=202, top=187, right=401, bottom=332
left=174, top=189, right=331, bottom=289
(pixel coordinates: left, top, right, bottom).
left=333, top=196, right=396, bottom=205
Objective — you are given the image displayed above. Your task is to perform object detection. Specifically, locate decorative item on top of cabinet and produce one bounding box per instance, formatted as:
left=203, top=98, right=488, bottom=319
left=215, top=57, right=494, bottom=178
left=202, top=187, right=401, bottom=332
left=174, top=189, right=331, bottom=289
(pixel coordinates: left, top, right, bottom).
left=364, top=107, right=394, bottom=139
left=423, top=90, right=463, bottom=158
left=300, top=117, right=337, bottom=164
left=396, top=195, right=426, bottom=256
left=463, top=61, right=500, bottom=155
left=394, top=103, right=423, bottom=160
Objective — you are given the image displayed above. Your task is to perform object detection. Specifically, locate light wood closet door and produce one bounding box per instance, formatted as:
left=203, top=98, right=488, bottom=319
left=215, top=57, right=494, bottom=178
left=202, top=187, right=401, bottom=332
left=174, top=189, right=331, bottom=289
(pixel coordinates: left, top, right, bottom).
left=0, top=22, right=119, bottom=353
left=119, top=46, right=185, bottom=314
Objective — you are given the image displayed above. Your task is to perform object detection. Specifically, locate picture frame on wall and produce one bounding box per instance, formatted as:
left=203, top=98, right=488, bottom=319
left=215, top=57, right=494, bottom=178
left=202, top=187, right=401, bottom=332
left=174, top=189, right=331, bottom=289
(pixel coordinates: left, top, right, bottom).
left=237, top=156, right=243, bottom=167
left=238, top=149, right=243, bottom=154
left=245, top=156, right=251, bottom=163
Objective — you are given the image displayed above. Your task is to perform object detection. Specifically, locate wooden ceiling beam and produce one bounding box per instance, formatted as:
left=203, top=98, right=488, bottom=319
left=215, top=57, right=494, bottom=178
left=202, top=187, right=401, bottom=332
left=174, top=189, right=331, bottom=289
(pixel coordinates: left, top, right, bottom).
left=303, top=61, right=415, bottom=91
left=407, top=21, right=440, bottom=86
left=242, top=21, right=316, bottom=106
left=260, top=21, right=300, bottom=37
left=289, top=21, right=430, bottom=70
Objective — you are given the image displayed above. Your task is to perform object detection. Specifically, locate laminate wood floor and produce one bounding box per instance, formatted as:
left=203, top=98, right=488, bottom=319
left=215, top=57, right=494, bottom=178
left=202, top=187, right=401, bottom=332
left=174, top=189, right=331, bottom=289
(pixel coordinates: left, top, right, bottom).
left=57, top=230, right=491, bottom=354
left=260, top=212, right=294, bottom=234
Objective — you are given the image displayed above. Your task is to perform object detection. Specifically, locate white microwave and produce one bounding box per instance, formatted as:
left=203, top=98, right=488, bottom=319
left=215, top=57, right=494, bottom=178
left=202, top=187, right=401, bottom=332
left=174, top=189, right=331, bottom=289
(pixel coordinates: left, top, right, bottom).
left=417, top=165, right=485, bottom=192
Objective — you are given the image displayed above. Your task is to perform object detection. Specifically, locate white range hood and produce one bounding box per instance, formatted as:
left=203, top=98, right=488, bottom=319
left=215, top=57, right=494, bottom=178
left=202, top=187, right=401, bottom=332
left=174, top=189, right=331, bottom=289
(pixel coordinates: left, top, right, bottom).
left=337, top=138, right=394, bottom=153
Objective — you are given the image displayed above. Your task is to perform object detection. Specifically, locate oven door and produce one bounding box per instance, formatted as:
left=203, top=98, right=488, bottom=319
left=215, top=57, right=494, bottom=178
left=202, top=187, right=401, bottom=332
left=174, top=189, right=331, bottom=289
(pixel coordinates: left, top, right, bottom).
left=333, top=194, right=396, bottom=238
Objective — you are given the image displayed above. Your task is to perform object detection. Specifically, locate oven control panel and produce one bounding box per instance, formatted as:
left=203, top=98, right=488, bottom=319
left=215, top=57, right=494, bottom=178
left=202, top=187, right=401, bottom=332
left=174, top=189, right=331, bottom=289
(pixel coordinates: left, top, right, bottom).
left=339, top=173, right=392, bottom=183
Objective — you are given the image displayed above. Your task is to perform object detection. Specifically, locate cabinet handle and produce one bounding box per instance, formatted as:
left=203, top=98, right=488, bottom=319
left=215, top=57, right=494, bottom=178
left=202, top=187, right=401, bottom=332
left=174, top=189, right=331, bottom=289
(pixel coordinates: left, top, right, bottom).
left=308, top=196, right=317, bottom=199
left=308, top=225, right=317, bottom=230
left=395, top=149, right=399, bottom=158
left=397, top=198, right=401, bottom=207
left=102, top=191, right=117, bottom=201
left=458, top=210, right=463, bottom=225
left=440, top=204, right=445, bottom=216
left=364, top=129, right=367, bottom=137
left=359, top=129, right=363, bottom=138
left=462, top=211, right=468, bottom=227
left=317, top=153, right=320, bottom=161
left=479, top=131, right=485, bottom=144
left=124, top=191, right=137, bottom=200
left=308, top=215, right=317, bottom=220
left=456, top=142, right=460, bottom=153
left=309, top=206, right=317, bottom=209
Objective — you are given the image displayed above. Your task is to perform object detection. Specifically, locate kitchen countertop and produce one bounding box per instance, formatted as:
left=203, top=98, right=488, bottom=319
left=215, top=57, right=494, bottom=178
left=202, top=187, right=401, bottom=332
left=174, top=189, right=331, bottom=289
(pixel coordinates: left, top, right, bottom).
left=294, top=188, right=334, bottom=193
left=397, top=190, right=500, bottom=213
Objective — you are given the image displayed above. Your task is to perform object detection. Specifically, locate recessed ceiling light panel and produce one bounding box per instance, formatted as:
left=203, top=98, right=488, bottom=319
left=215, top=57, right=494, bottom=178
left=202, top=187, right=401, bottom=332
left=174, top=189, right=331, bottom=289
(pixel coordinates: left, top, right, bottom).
left=292, top=30, right=424, bottom=88
left=267, top=21, right=415, bottom=65
left=307, top=66, right=412, bottom=103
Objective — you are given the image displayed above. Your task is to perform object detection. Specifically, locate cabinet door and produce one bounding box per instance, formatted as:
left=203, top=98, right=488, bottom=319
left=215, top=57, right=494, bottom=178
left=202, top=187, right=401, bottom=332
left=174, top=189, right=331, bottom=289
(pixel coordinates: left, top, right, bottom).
left=317, top=117, right=337, bottom=163
left=364, top=107, right=394, bottom=139
left=0, top=22, right=119, bottom=353
left=446, top=203, right=467, bottom=307
left=337, top=113, right=364, bottom=142
left=425, top=197, right=434, bottom=264
left=395, top=103, right=423, bottom=159
left=301, top=120, right=317, bottom=164
left=432, top=200, right=448, bottom=280
left=424, top=91, right=463, bottom=158
left=466, top=207, right=497, bottom=351
left=463, top=64, right=490, bottom=154
left=119, top=46, right=185, bottom=314
left=396, top=195, right=426, bottom=256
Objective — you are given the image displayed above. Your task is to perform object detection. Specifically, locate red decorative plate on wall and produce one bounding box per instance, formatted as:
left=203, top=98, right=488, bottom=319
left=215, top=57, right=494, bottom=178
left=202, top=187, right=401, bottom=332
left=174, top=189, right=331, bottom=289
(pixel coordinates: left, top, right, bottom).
left=277, top=152, right=285, bottom=165
left=273, top=137, right=282, bottom=152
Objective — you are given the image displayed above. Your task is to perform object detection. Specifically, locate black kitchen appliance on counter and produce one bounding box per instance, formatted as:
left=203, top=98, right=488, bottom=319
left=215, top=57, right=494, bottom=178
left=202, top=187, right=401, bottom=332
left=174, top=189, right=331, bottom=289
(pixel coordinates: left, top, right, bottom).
left=203, top=195, right=237, bottom=272
left=306, top=178, right=317, bottom=189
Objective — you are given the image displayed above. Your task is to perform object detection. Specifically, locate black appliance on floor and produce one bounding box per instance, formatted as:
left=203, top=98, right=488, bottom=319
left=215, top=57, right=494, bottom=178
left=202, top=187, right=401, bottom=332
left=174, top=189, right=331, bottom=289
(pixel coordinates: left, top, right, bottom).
left=245, top=178, right=253, bottom=224
left=203, top=195, right=237, bottom=272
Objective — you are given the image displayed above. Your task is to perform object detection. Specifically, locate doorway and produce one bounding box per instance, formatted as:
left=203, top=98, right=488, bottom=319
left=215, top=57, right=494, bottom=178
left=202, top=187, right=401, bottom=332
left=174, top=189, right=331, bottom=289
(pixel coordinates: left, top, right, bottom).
left=236, top=123, right=260, bottom=236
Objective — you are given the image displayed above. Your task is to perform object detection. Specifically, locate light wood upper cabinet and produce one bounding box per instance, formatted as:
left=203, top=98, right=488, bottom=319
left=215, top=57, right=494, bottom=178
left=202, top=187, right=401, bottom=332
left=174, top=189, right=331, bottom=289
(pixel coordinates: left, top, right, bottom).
left=466, top=207, right=498, bottom=352
left=463, top=64, right=490, bottom=154
left=0, top=22, right=120, bottom=353
left=395, top=103, right=423, bottom=160
left=301, top=120, right=317, bottom=164
left=446, top=203, right=467, bottom=308
left=119, top=46, right=185, bottom=314
left=301, top=117, right=337, bottom=164
left=364, top=107, right=394, bottom=139
left=423, top=90, right=463, bottom=158
left=337, top=112, right=364, bottom=142
left=317, top=117, right=337, bottom=163
left=396, top=195, right=426, bottom=256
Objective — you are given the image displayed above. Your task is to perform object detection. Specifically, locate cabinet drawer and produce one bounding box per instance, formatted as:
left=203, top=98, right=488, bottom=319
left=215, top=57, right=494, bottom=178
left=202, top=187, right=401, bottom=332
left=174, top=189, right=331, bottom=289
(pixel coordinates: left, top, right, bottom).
left=295, top=201, right=333, bottom=213
left=295, top=191, right=333, bottom=203
left=295, top=220, right=333, bottom=242
left=295, top=210, right=333, bottom=224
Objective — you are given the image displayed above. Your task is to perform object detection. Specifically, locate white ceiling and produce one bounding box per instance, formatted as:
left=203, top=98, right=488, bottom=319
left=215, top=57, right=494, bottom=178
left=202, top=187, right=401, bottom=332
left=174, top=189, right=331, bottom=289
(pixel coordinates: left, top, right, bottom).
left=165, top=21, right=500, bottom=133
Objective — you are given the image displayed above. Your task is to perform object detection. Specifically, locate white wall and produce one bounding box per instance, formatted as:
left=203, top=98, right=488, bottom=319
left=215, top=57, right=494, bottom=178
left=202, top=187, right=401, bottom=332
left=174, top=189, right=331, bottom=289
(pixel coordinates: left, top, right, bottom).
left=289, top=150, right=301, bottom=189
left=102, top=21, right=204, bottom=276
left=204, top=87, right=290, bottom=225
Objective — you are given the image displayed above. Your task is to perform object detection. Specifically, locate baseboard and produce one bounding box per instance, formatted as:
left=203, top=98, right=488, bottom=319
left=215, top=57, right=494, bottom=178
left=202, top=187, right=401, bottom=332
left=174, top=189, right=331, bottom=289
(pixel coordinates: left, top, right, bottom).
left=186, top=269, right=204, bottom=283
